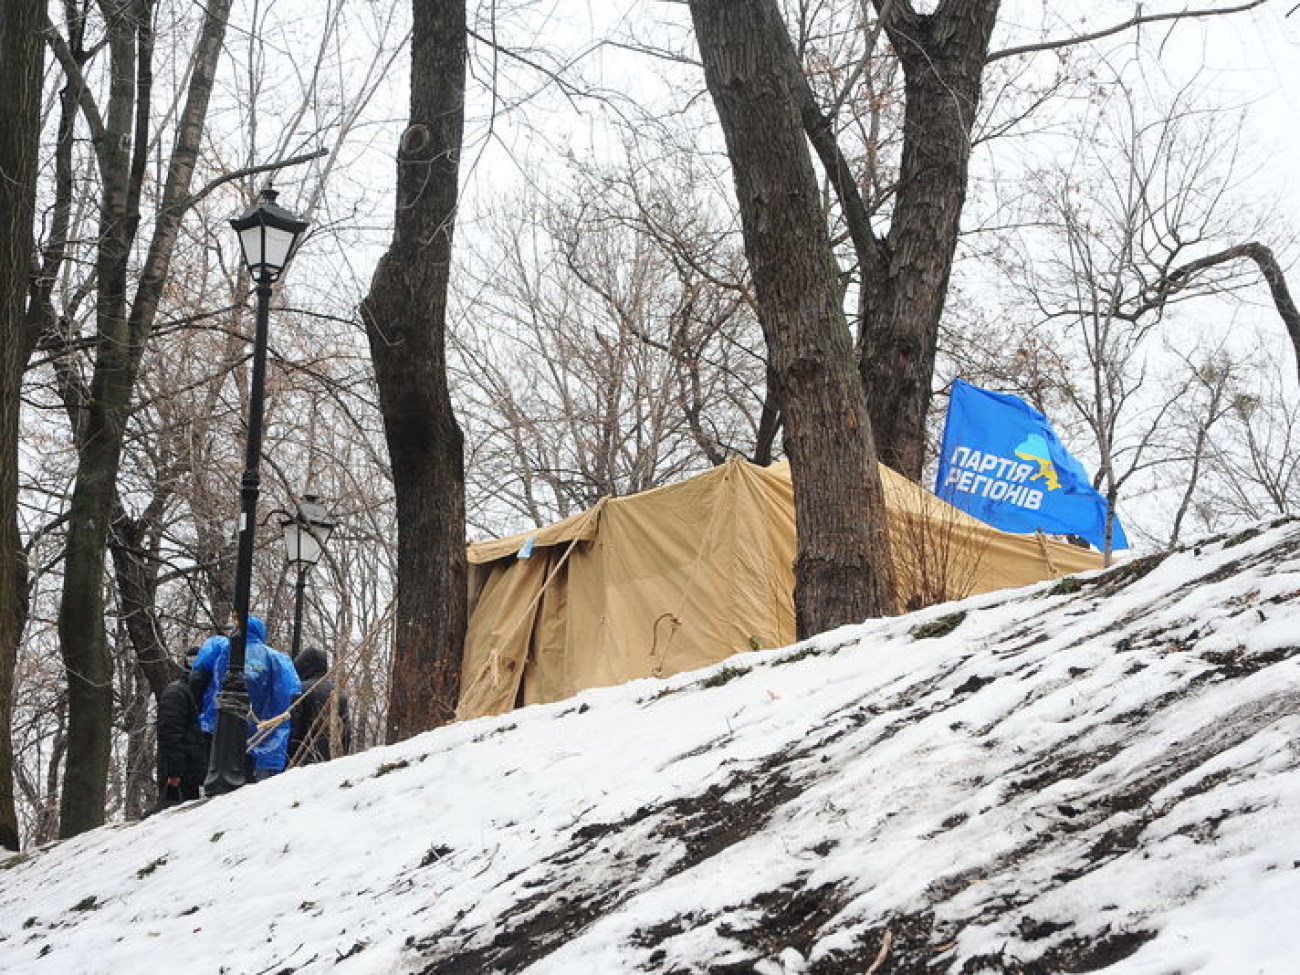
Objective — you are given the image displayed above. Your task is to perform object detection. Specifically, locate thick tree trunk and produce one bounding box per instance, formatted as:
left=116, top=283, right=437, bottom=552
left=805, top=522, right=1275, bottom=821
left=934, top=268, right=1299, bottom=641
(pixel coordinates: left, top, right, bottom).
left=52, top=0, right=233, bottom=836
left=56, top=0, right=150, bottom=838
left=360, top=0, right=468, bottom=742
left=857, top=0, right=1000, bottom=481
left=0, top=0, right=45, bottom=852
left=690, top=0, right=895, bottom=635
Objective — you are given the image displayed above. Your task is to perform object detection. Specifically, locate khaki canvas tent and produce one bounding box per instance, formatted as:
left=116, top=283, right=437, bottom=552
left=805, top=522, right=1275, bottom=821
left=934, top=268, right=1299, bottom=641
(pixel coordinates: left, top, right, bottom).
left=457, top=458, right=1101, bottom=720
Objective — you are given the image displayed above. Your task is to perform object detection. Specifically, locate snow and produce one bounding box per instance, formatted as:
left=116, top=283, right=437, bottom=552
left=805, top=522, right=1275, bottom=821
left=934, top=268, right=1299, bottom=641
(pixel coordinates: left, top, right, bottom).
left=2, top=519, right=1299, bottom=974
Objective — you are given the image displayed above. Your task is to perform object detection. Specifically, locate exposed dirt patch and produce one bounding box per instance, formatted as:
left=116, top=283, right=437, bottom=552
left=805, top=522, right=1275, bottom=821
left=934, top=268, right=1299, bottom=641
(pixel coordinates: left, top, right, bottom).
left=699, top=665, right=748, bottom=689
left=407, top=751, right=816, bottom=973
left=1089, top=554, right=1169, bottom=595
left=0, top=852, right=33, bottom=872
left=1223, top=527, right=1264, bottom=548
left=418, top=844, right=453, bottom=868
left=1037, top=927, right=1156, bottom=972
left=951, top=673, right=997, bottom=696
left=712, top=880, right=848, bottom=963
left=1018, top=916, right=1072, bottom=941
left=656, top=774, right=804, bottom=878
left=1004, top=742, right=1123, bottom=799
left=957, top=927, right=1154, bottom=974
left=135, top=857, right=167, bottom=878
left=1201, top=645, right=1300, bottom=678
left=1047, top=576, right=1086, bottom=597
left=911, top=612, right=968, bottom=640
left=373, top=758, right=413, bottom=777
left=811, top=912, right=944, bottom=974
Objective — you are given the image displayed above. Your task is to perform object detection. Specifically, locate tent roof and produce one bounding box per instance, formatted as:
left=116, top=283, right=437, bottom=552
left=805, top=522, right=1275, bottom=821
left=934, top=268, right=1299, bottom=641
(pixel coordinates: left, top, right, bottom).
left=469, top=499, right=604, bottom=564
left=468, top=458, right=1021, bottom=565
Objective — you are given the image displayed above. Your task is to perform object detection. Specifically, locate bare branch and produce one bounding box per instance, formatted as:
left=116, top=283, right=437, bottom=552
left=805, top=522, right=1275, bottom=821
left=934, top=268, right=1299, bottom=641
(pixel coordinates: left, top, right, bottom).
left=41, top=17, right=108, bottom=162
left=183, top=147, right=330, bottom=211
left=466, top=28, right=602, bottom=104
left=987, top=1, right=1269, bottom=63
left=1159, top=242, right=1300, bottom=383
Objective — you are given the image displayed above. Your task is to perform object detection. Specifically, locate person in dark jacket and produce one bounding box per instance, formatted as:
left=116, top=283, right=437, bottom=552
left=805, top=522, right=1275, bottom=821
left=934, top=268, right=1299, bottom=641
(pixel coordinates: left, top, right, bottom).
left=289, top=646, right=351, bottom=765
left=155, top=646, right=210, bottom=809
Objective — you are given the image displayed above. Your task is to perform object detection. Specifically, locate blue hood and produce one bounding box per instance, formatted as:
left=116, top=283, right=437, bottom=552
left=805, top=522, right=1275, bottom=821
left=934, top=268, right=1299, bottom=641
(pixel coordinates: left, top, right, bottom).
left=192, top=614, right=300, bottom=771
left=246, top=614, right=267, bottom=645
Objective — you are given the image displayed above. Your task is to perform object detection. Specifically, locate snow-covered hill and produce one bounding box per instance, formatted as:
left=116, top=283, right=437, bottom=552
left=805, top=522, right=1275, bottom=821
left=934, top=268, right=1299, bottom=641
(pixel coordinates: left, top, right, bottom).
left=3, top=519, right=1299, bottom=974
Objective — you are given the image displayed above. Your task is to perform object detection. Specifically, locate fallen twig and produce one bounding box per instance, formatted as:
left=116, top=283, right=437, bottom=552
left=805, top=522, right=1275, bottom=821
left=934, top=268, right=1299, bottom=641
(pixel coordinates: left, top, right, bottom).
left=867, top=928, right=894, bottom=974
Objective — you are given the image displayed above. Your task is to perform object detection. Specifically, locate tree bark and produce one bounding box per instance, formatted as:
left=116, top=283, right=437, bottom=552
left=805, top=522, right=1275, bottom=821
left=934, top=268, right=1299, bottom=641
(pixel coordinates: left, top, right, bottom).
left=360, top=0, right=468, bottom=742
left=856, top=0, right=1000, bottom=481
left=55, top=0, right=146, bottom=838
left=120, top=662, right=153, bottom=821
left=0, top=0, right=46, bottom=852
left=690, top=0, right=895, bottom=635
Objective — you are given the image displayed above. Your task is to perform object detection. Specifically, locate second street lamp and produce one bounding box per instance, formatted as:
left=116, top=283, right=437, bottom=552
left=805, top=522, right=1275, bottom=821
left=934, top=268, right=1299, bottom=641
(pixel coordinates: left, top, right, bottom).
left=280, top=494, right=334, bottom=659
left=206, top=188, right=309, bottom=797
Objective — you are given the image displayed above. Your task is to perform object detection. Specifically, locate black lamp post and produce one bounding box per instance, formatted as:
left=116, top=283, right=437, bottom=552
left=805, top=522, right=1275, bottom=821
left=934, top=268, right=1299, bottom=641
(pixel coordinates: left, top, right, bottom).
left=280, top=495, right=334, bottom=659
left=206, top=188, right=309, bottom=797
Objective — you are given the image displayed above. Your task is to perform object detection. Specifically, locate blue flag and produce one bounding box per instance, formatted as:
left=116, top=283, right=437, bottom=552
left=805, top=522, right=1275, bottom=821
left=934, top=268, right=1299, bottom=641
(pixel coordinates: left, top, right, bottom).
left=934, top=379, right=1127, bottom=551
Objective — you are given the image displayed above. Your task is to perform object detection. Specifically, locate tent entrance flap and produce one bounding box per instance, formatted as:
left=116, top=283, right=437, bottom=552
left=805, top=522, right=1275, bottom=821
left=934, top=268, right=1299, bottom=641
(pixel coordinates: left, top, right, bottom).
left=457, top=553, right=548, bottom=720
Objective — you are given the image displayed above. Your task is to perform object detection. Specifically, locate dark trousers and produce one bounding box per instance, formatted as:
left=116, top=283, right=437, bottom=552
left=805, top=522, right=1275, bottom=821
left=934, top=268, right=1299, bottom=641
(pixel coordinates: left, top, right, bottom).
left=153, top=780, right=202, bottom=814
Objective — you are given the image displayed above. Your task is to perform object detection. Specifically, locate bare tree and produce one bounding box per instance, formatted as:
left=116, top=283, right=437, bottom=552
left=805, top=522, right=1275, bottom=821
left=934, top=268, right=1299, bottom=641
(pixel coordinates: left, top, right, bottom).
left=689, top=0, right=896, bottom=634
left=0, top=0, right=46, bottom=852
left=779, top=0, right=1270, bottom=481
left=1163, top=351, right=1239, bottom=548
left=1196, top=346, right=1300, bottom=529
left=360, top=0, right=469, bottom=741
left=39, top=0, right=237, bottom=837
left=451, top=155, right=771, bottom=533
left=985, top=79, right=1290, bottom=556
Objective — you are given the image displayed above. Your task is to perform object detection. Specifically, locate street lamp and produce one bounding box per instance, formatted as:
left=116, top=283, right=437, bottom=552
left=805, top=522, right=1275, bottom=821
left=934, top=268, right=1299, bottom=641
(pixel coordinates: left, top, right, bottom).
left=206, top=188, right=309, bottom=797
left=280, top=494, right=334, bottom=659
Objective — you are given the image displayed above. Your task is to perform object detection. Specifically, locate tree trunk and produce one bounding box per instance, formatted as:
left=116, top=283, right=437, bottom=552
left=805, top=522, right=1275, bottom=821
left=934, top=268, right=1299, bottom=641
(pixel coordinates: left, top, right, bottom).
left=0, top=0, right=45, bottom=852
left=857, top=0, right=1000, bottom=481
left=109, top=504, right=176, bottom=698
left=35, top=721, right=66, bottom=847
left=690, top=0, right=895, bottom=635
left=52, top=0, right=233, bottom=837
left=121, top=662, right=153, bottom=821
left=360, top=0, right=468, bottom=742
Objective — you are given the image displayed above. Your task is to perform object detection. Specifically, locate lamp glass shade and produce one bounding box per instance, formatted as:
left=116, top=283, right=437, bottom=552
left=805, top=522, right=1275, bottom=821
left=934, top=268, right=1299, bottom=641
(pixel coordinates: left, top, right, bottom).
left=280, top=496, right=334, bottom=566
left=230, top=188, right=309, bottom=281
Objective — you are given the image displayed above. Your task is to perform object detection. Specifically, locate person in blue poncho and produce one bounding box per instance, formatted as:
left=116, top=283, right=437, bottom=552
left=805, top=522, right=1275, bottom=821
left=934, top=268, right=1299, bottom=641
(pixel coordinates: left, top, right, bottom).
left=191, top=615, right=301, bottom=781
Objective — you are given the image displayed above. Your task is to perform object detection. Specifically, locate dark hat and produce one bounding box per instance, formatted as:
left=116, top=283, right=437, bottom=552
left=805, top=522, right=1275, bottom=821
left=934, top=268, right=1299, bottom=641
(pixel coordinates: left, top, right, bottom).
left=293, top=646, right=329, bottom=680
left=183, top=646, right=201, bottom=669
